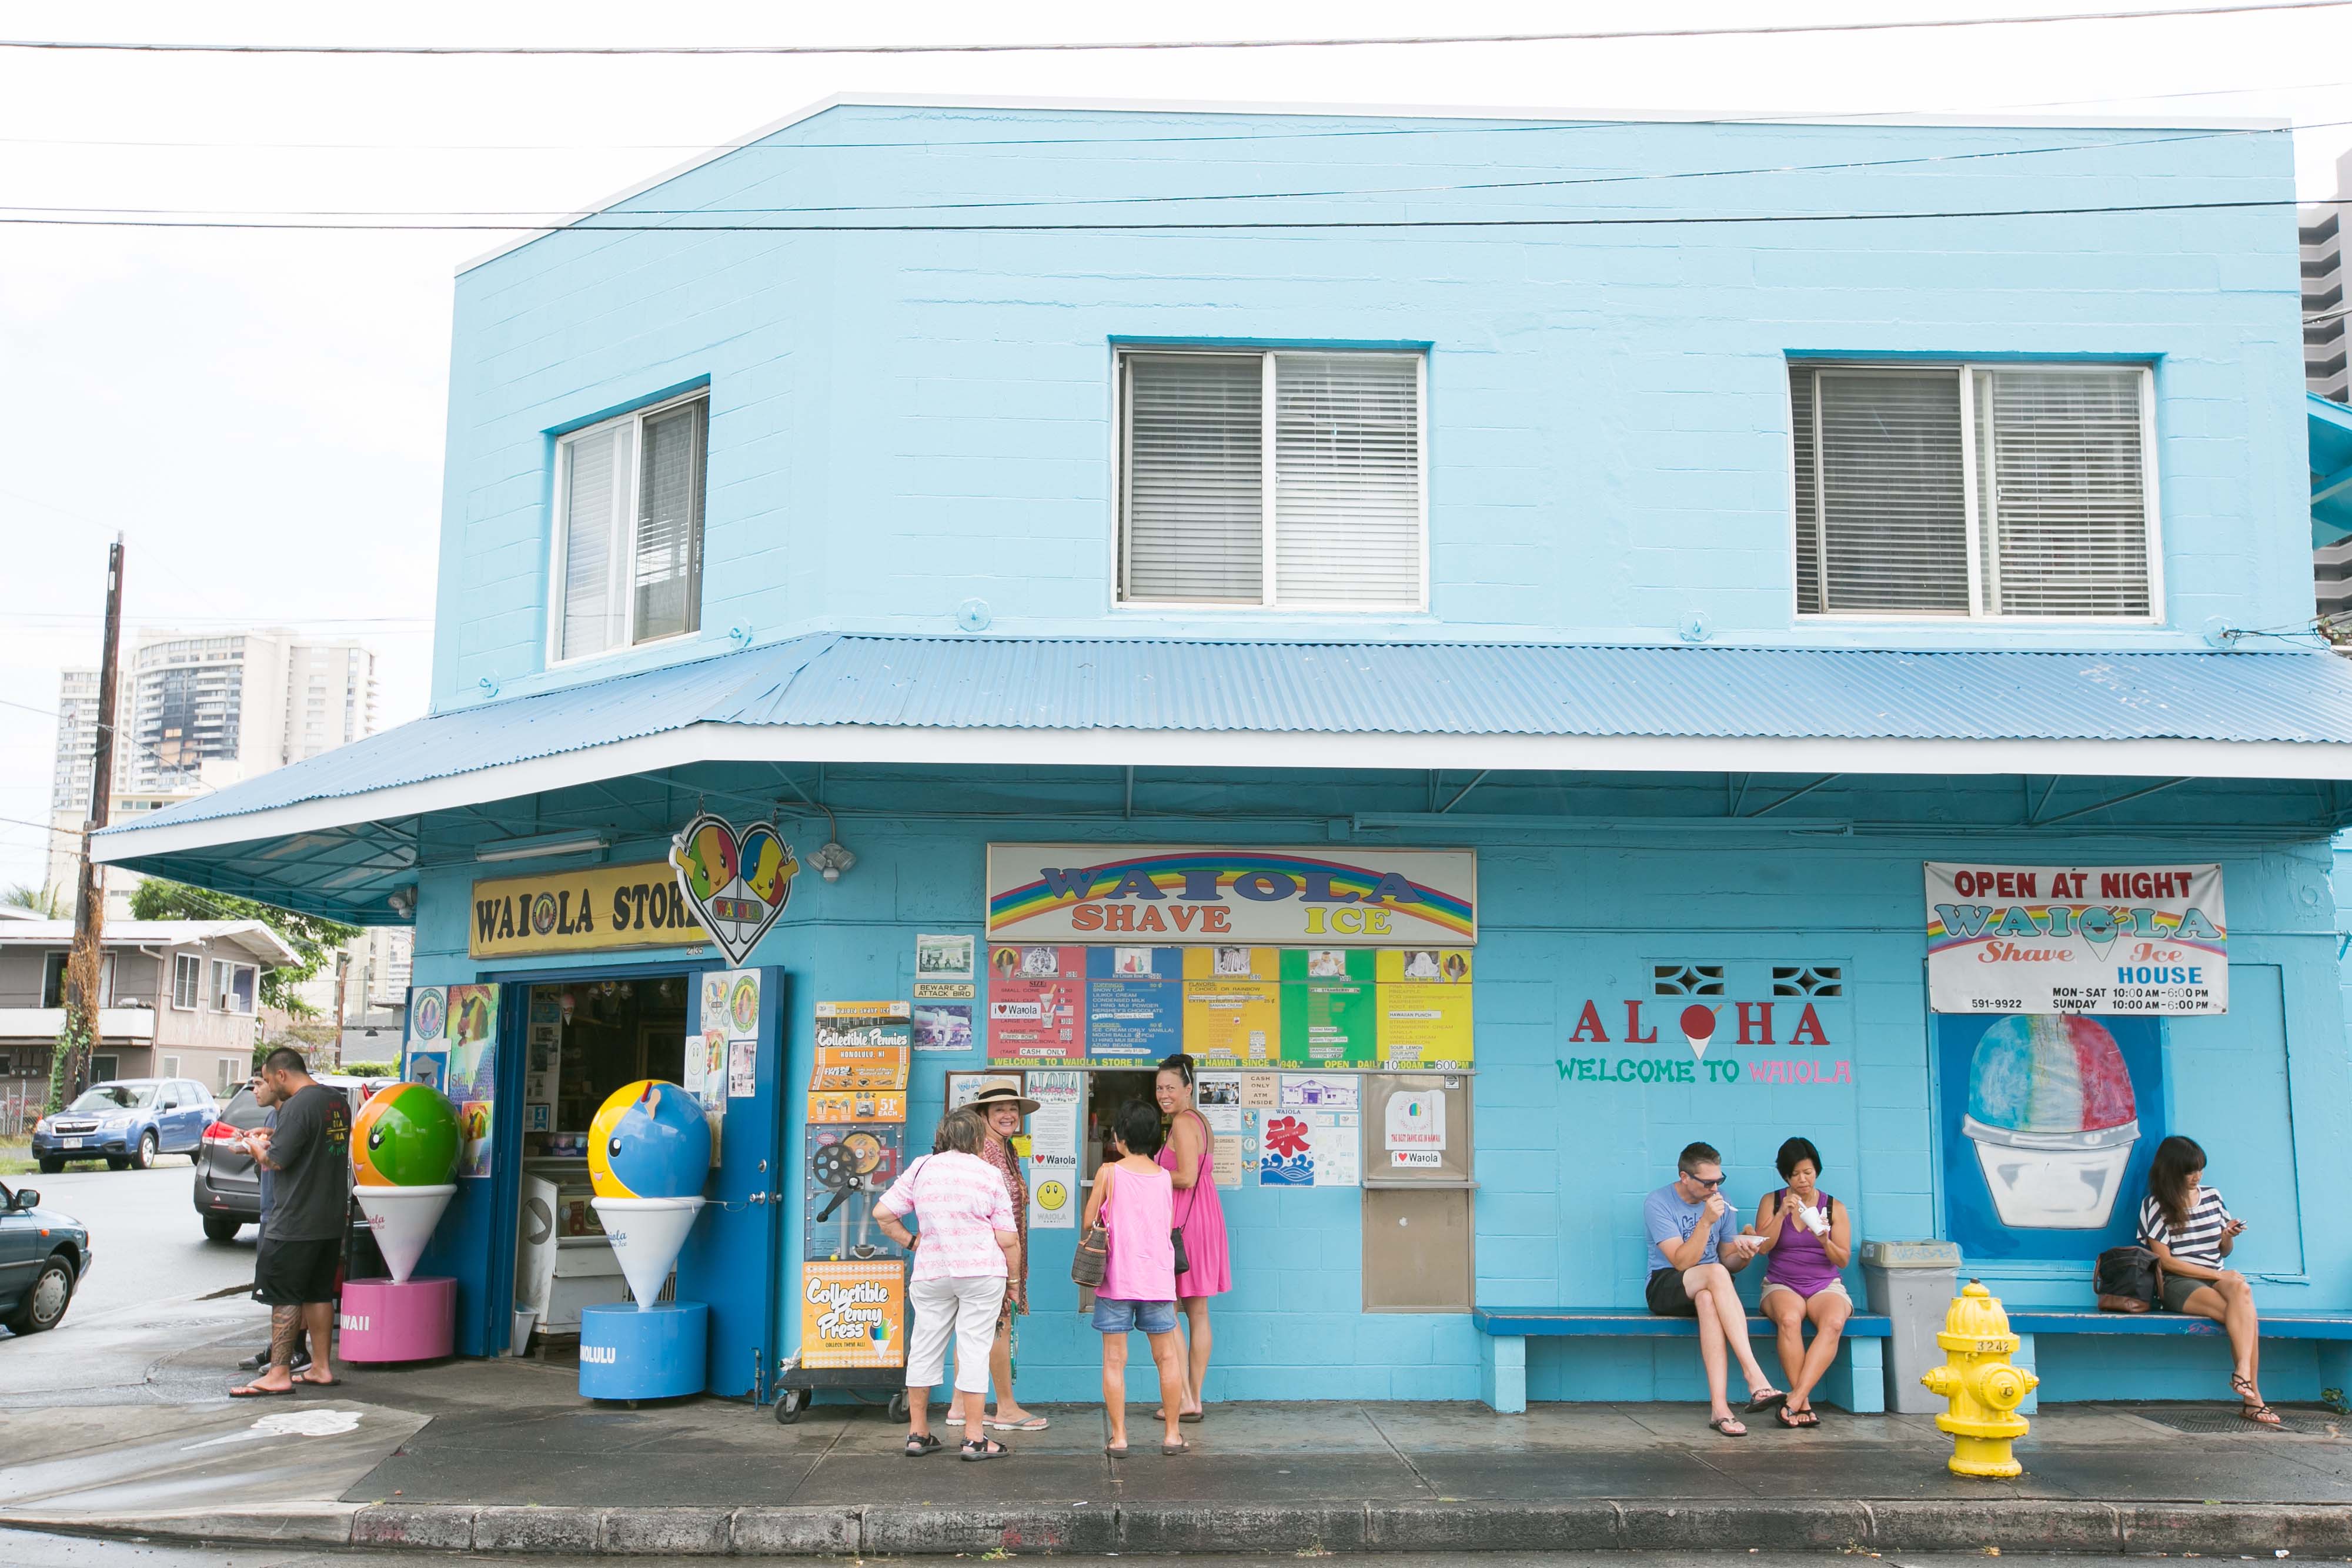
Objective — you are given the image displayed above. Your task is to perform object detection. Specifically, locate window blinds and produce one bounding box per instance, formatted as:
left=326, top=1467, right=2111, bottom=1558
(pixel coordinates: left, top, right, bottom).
left=1815, top=369, right=1971, bottom=615
left=634, top=398, right=707, bottom=641
left=1792, top=363, right=2150, bottom=619
left=1976, top=368, right=2149, bottom=618
left=1122, top=354, right=1265, bottom=603
left=559, top=424, right=624, bottom=660
left=1120, top=350, right=1423, bottom=607
left=1274, top=353, right=1422, bottom=606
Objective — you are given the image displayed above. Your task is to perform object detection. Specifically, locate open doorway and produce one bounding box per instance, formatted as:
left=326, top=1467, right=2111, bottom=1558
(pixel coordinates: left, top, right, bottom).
left=1084, top=1068, right=1161, bottom=1175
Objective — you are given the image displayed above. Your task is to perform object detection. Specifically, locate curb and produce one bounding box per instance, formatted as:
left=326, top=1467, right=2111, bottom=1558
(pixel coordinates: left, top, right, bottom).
left=9, top=1496, right=2352, bottom=1556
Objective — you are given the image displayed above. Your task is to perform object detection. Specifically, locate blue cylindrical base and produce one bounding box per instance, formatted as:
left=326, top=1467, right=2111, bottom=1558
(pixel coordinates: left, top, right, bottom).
left=579, top=1300, right=707, bottom=1400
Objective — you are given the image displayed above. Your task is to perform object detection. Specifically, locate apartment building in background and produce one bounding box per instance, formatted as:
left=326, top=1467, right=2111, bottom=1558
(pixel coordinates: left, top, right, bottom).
left=2300, top=149, right=2352, bottom=618
left=45, top=626, right=382, bottom=943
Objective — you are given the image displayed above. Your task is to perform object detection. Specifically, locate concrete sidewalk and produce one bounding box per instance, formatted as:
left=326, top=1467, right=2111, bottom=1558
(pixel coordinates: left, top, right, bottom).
left=5, top=1328, right=2351, bottom=1557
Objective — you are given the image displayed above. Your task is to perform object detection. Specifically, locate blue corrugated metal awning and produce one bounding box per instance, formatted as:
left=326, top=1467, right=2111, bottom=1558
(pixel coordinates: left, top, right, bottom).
left=90, top=634, right=2352, bottom=854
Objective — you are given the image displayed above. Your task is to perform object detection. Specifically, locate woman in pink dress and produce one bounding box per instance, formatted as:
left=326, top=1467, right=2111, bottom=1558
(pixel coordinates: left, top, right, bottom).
left=1154, top=1052, right=1231, bottom=1422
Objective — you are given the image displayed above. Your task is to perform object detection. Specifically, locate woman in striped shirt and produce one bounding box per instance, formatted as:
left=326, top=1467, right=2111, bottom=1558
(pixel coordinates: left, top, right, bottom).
left=2138, top=1135, right=2277, bottom=1427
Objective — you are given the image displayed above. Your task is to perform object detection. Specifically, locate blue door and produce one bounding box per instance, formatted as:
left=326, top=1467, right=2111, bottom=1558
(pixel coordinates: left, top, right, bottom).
left=677, top=967, right=786, bottom=1398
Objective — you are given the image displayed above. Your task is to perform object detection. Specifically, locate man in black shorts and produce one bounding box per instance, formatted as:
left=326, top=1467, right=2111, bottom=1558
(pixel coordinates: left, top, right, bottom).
left=230, top=1048, right=351, bottom=1396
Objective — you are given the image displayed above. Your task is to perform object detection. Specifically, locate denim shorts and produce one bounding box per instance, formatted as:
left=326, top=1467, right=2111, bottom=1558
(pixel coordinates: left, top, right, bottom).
left=1091, top=1296, right=1178, bottom=1335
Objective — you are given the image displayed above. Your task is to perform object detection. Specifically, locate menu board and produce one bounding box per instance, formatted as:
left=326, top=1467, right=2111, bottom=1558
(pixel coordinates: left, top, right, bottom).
left=985, top=945, right=1472, bottom=1069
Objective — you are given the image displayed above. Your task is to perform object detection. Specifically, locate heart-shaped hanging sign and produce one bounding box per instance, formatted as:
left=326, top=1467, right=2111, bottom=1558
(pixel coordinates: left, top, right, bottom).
left=669, top=811, right=799, bottom=965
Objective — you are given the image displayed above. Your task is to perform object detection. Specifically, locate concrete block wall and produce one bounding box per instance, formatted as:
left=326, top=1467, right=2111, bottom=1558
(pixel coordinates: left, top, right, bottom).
left=406, top=768, right=2350, bottom=1402
left=429, top=102, right=2306, bottom=712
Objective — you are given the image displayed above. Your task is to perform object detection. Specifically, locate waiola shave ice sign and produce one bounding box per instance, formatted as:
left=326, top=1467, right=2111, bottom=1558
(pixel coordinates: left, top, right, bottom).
left=984, top=845, right=1476, bottom=947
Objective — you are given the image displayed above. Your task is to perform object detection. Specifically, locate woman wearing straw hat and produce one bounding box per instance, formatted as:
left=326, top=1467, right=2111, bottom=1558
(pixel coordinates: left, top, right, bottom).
left=954, top=1076, right=1050, bottom=1433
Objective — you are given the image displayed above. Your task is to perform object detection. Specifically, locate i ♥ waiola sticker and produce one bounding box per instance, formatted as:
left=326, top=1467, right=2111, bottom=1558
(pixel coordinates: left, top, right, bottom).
left=669, top=812, right=800, bottom=965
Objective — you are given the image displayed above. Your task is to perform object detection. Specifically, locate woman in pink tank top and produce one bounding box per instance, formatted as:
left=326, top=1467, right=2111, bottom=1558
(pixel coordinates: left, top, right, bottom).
left=1081, top=1099, right=1191, bottom=1457
left=1155, top=1054, right=1230, bottom=1423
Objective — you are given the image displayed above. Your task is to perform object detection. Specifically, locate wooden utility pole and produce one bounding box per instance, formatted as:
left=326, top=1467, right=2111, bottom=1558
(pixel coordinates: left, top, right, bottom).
left=61, top=534, right=125, bottom=1105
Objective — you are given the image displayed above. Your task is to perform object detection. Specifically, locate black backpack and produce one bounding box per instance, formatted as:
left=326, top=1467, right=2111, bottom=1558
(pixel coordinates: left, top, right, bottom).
left=2094, top=1245, right=2159, bottom=1311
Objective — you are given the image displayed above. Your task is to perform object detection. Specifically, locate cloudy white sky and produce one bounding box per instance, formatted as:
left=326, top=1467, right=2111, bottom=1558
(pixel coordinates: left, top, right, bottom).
left=5, top=0, right=2352, bottom=892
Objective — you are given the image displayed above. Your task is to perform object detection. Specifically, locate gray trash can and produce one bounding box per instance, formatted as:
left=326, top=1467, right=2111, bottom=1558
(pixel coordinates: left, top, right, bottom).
left=1862, top=1239, right=1962, bottom=1415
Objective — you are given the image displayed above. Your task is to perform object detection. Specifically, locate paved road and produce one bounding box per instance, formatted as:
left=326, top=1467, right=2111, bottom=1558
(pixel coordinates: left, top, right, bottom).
left=1, top=1161, right=265, bottom=1402
left=0, top=1538, right=2208, bottom=1568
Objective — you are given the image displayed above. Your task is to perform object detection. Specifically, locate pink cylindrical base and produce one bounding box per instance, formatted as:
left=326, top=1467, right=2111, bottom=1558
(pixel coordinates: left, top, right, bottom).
left=338, top=1276, right=457, bottom=1363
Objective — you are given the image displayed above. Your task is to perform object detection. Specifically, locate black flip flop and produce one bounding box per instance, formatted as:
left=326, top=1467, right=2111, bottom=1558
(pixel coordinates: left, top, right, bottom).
left=1776, top=1403, right=1805, bottom=1429
left=1746, top=1390, right=1788, bottom=1415
left=1104, top=1442, right=1129, bottom=1458
left=1161, top=1439, right=1191, bottom=1455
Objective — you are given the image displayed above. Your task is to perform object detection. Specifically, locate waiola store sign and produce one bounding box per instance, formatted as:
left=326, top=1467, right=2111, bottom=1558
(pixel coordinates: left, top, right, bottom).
left=985, top=845, right=1476, bottom=947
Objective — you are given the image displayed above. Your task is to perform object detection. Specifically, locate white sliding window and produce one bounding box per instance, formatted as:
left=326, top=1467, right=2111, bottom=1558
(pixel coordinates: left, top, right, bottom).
left=1790, top=362, right=2157, bottom=620
left=1119, top=348, right=1425, bottom=609
left=550, top=391, right=709, bottom=663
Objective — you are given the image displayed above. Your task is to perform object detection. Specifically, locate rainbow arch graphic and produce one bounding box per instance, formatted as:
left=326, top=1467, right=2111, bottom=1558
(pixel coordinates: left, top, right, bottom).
left=988, top=848, right=1475, bottom=940
left=1925, top=904, right=2226, bottom=959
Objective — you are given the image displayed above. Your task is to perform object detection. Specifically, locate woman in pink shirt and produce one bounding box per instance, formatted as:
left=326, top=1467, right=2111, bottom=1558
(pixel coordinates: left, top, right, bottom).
left=1080, top=1099, right=1191, bottom=1457
left=876, top=1109, right=1021, bottom=1461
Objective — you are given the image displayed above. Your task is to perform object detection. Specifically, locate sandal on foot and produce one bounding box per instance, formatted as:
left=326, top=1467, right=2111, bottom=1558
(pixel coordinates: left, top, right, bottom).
left=1180, top=1408, right=1205, bottom=1423
left=990, top=1413, right=1051, bottom=1431
left=228, top=1382, right=295, bottom=1399
left=1775, top=1403, right=1806, bottom=1429
left=1792, top=1406, right=1822, bottom=1427
left=1104, top=1442, right=1130, bottom=1457
left=903, top=1433, right=942, bottom=1457
left=1161, top=1439, right=1191, bottom=1455
left=2240, top=1403, right=2284, bottom=1427
left=944, top=1410, right=966, bottom=1426
left=1745, top=1389, right=1788, bottom=1415
left=1708, top=1415, right=1748, bottom=1437
left=960, top=1437, right=1009, bottom=1462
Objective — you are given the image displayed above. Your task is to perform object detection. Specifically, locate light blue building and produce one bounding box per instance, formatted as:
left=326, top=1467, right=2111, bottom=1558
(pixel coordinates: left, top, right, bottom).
left=100, top=97, right=2352, bottom=1411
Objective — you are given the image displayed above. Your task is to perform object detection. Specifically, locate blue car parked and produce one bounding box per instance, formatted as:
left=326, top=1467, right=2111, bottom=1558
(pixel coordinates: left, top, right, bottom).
left=32, top=1078, right=219, bottom=1173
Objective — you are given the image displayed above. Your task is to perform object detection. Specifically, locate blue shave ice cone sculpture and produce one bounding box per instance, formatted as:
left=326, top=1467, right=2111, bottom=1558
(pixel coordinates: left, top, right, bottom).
left=580, top=1079, right=712, bottom=1399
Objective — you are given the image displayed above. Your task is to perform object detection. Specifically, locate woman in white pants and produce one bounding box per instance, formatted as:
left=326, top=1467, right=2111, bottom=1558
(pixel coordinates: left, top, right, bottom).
left=876, top=1108, right=1023, bottom=1460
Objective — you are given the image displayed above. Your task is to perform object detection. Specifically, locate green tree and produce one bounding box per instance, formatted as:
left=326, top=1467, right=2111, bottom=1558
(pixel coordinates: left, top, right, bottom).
left=129, top=879, right=360, bottom=1018
left=2, top=882, right=68, bottom=917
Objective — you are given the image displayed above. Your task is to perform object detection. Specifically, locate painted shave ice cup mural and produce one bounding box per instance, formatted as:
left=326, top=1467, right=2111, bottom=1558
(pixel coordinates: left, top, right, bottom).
left=1961, top=1014, right=2139, bottom=1229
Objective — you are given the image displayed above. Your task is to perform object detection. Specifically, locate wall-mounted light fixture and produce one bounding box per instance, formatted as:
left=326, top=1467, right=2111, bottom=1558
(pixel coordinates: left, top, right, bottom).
left=473, top=831, right=610, bottom=864
left=808, top=841, right=857, bottom=882
left=386, top=886, right=418, bottom=917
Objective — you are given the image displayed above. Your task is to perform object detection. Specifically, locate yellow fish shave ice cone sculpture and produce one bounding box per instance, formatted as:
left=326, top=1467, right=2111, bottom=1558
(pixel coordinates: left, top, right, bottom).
left=589, top=1079, right=712, bottom=1308
left=350, top=1082, right=461, bottom=1282
left=581, top=1080, right=714, bottom=1400
left=340, top=1083, right=463, bottom=1365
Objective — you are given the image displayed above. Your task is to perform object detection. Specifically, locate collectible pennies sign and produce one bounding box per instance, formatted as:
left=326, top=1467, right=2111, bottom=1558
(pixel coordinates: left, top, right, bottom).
left=1925, top=862, right=2227, bottom=1015
left=986, top=845, right=1476, bottom=947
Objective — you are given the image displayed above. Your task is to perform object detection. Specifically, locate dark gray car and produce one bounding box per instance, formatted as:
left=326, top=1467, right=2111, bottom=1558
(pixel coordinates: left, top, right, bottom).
left=191, top=1084, right=269, bottom=1242
left=193, top=1075, right=396, bottom=1242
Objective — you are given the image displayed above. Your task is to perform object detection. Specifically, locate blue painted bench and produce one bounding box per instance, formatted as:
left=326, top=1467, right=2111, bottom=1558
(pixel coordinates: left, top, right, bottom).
left=2003, top=1309, right=2352, bottom=1413
left=1471, top=1307, right=1893, bottom=1415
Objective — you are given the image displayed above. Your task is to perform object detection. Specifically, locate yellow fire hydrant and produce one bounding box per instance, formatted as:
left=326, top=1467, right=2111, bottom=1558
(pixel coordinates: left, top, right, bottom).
left=1919, top=1279, right=2039, bottom=1478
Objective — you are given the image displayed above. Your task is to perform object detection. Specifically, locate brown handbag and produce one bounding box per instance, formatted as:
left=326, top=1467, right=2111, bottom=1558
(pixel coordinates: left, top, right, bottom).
left=1071, top=1165, right=1110, bottom=1288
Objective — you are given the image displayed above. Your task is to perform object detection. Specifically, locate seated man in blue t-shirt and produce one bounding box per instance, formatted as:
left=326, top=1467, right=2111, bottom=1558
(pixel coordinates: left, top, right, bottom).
left=1643, top=1140, right=1783, bottom=1436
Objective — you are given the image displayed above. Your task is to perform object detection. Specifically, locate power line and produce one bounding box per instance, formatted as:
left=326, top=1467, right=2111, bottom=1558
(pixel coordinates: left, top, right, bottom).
left=10, top=76, right=2352, bottom=153
left=8, top=2, right=2351, bottom=55
left=0, top=121, right=2321, bottom=224
left=0, top=194, right=2316, bottom=233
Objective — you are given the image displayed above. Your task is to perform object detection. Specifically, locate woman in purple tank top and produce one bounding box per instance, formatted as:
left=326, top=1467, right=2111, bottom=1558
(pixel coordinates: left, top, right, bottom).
left=1745, top=1136, right=1852, bottom=1428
